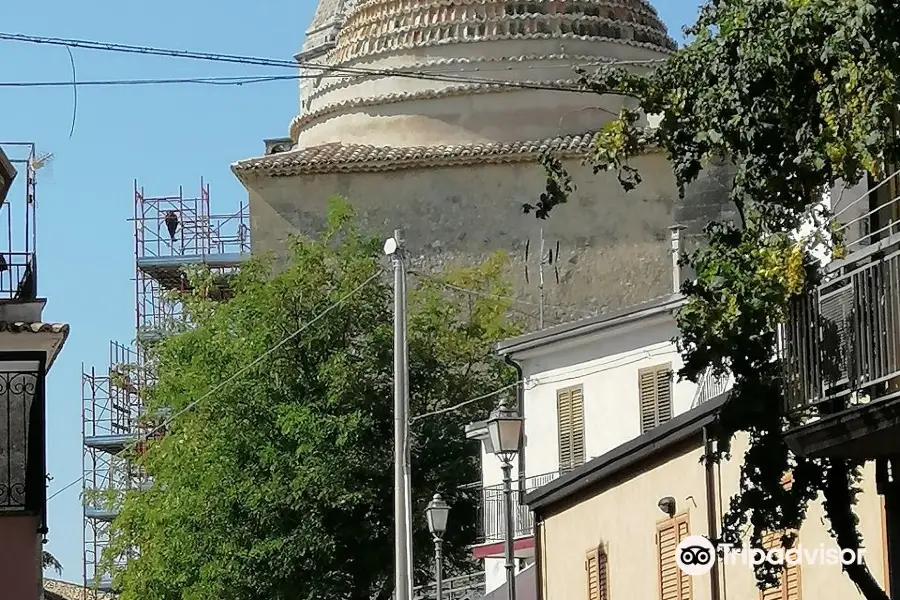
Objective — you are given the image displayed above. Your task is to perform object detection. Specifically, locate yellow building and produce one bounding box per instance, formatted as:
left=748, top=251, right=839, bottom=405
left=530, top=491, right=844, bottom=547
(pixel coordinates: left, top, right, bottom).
left=526, top=395, right=891, bottom=600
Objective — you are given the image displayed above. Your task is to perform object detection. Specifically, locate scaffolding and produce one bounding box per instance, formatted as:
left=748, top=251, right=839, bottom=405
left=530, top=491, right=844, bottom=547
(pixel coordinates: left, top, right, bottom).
left=82, top=179, right=249, bottom=597
left=134, top=179, right=249, bottom=340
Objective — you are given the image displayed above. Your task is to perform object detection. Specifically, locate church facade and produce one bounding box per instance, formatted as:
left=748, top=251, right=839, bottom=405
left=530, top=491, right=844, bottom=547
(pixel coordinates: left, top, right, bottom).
left=231, top=0, right=735, bottom=326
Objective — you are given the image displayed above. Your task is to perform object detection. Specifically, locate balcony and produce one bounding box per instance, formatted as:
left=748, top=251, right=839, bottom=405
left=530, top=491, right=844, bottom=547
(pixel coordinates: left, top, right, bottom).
left=475, top=471, right=559, bottom=545
left=782, top=178, right=900, bottom=459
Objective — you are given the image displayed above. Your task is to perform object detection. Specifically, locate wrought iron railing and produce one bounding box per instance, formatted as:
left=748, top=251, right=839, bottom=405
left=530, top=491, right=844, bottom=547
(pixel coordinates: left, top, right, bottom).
left=691, top=367, right=732, bottom=408
left=782, top=247, right=900, bottom=413
left=0, top=356, right=45, bottom=515
left=475, top=471, right=559, bottom=544
left=0, top=251, right=36, bottom=300
left=413, top=571, right=486, bottom=600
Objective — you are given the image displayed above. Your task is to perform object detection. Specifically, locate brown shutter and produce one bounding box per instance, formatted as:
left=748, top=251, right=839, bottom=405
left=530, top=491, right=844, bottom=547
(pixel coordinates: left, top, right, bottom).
left=557, top=387, right=573, bottom=471
left=656, top=367, right=673, bottom=424
left=658, top=515, right=691, bottom=600
left=557, top=386, right=585, bottom=471
left=759, top=531, right=802, bottom=600
left=640, top=364, right=674, bottom=433
left=640, top=369, right=658, bottom=434
left=586, top=545, right=609, bottom=600
left=571, top=386, right=585, bottom=468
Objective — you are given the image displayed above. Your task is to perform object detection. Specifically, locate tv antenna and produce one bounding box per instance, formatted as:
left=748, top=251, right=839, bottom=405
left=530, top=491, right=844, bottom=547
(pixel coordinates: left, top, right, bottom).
left=524, top=229, right=560, bottom=328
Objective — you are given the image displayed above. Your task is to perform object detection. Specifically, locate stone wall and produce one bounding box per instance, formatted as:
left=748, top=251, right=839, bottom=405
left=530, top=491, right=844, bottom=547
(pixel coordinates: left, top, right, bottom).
left=241, top=152, right=735, bottom=327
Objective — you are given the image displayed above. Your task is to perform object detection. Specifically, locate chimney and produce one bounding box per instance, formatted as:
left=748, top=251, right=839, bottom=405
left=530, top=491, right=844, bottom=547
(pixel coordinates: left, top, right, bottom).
left=668, top=225, right=686, bottom=294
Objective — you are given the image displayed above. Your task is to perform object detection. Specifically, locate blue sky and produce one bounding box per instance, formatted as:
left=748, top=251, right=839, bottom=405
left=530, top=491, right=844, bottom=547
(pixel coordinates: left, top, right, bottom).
left=1, top=0, right=699, bottom=585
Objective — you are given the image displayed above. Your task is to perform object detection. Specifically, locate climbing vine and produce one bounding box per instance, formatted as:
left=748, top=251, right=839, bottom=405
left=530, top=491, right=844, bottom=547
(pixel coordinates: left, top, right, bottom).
left=529, top=1, right=900, bottom=598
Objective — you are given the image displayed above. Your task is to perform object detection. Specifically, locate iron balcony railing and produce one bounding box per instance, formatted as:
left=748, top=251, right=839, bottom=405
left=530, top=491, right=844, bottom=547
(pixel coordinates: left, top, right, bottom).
left=475, top=471, right=560, bottom=544
left=691, top=367, right=732, bottom=409
left=782, top=176, right=900, bottom=415
left=412, top=572, right=486, bottom=600
left=0, top=251, right=36, bottom=300
left=0, top=354, right=46, bottom=517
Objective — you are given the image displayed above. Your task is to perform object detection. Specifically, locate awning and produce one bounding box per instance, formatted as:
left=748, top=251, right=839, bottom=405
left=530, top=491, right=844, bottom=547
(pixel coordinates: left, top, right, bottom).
left=481, top=564, right=536, bottom=600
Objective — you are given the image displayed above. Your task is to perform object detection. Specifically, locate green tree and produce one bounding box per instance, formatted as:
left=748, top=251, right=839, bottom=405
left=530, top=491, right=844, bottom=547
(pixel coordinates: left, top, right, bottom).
left=102, top=199, right=522, bottom=600
left=42, top=550, right=62, bottom=575
left=527, top=2, right=899, bottom=598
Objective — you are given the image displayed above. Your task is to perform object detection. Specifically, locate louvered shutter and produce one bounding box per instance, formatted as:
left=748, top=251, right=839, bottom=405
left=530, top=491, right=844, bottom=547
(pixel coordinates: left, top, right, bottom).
left=657, top=368, right=673, bottom=424
left=640, top=365, right=674, bottom=433
left=658, top=515, right=691, bottom=600
left=759, top=531, right=802, bottom=600
left=557, top=386, right=586, bottom=472
left=640, top=369, right=658, bottom=434
left=557, top=388, right=573, bottom=471
left=571, top=386, right=585, bottom=468
left=586, top=546, right=609, bottom=600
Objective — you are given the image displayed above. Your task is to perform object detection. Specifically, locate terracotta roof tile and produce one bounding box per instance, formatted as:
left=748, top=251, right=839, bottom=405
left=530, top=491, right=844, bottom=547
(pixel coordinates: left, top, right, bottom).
left=0, top=322, right=70, bottom=335
left=44, top=579, right=114, bottom=600
left=232, top=132, right=601, bottom=177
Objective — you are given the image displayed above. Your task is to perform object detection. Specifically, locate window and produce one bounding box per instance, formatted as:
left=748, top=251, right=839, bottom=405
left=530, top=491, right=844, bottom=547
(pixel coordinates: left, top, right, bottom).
left=586, top=544, right=609, bottom=600
left=557, top=385, right=585, bottom=472
left=639, top=364, right=674, bottom=434
left=657, top=514, right=691, bottom=600
left=760, top=531, right=801, bottom=600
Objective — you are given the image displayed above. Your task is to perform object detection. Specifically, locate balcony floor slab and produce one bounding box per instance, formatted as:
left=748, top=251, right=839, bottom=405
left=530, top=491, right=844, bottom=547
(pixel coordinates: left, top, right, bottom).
left=785, top=396, right=900, bottom=459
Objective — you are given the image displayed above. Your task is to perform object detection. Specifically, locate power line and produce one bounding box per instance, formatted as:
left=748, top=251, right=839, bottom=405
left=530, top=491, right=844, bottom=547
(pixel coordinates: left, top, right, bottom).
left=47, top=271, right=381, bottom=502
left=0, top=31, right=655, bottom=96
left=0, top=75, right=300, bottom=87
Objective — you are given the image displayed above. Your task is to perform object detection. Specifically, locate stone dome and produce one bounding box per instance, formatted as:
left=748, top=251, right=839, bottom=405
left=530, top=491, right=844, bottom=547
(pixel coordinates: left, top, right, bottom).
left=292, top=0, right=676, bottom=148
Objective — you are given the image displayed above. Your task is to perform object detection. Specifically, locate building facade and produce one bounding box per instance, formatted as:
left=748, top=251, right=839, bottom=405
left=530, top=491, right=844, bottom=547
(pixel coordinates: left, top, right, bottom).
left=0, top=143, right=70, bottom=600
left=526, top=395, right=891, bottom=600
left=232, top=0, right=736, bottom=323
left=466, top=273, right=731, bottom=594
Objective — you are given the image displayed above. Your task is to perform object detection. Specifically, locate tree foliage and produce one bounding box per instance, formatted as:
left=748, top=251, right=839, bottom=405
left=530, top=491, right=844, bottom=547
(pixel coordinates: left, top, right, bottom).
left=529, top=1, right=900, bottom=598
left=103, top=199, right=522, bottom=600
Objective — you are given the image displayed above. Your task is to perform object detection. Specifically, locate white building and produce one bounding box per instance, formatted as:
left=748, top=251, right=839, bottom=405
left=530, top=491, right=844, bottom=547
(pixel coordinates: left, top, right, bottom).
left=466, top=290, right=731, bottom=596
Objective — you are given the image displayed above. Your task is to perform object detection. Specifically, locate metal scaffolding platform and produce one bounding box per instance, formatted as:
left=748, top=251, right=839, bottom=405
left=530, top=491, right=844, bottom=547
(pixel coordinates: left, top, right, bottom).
left=81, top=179, right=250, bottom=597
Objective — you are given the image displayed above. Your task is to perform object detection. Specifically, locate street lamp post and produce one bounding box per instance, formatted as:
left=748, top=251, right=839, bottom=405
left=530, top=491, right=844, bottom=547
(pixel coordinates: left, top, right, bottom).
left=486, top=396, right=524, bottom=600
left=426, top=493, right=450, bottom=600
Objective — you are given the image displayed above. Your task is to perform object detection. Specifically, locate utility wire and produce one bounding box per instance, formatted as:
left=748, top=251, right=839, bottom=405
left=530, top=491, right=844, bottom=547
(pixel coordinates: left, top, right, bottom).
left=0, top=32, right=659, bottom=95
left=46, top=271, right=380, bottom=502
left=0, top=75, right=301, bottom=87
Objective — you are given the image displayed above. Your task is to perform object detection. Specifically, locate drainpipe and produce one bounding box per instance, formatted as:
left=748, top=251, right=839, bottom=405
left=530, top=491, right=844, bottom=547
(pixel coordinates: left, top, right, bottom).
left=669, top=225, right=686, bottom=295
left=703, top=425, right=722, bottom=600
left=505, top=354, right=527, bottom=503
left=534, top=515, right=545, bottom=600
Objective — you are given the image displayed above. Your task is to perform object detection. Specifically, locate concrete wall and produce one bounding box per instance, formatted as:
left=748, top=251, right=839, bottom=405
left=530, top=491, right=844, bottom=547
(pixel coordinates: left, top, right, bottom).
left=537, top=433, right=888, bottom=600
left=243, top=153, right=735, bottom=324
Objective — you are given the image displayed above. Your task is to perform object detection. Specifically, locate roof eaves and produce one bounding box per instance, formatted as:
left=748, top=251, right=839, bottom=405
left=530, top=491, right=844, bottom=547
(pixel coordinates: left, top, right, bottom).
left=494, top=294, right=683, bottom=358
left=525, top=391, right=728, bottom=512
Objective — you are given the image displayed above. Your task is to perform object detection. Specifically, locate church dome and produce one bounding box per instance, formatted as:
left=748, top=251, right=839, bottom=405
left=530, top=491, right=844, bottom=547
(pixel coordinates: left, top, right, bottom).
left=291, top=0, right=676, bottom=148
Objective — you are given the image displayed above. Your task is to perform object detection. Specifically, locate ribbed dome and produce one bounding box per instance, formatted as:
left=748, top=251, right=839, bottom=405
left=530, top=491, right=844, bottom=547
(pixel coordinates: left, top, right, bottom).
left=333, top=0, right=674, bottom=63
left=292, top=0, right=676, bottom=148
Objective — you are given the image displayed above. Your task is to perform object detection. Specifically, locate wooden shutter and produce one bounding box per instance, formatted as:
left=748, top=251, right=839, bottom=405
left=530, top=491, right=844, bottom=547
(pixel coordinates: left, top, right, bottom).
left=557, top=385, right=585, bottom=472
left=658, top=515, right=691, bottom=600
left=586, top=545, right=609, bottom=600
left=759, top=531, right=802, bottom=600
left=640, top=364, right=674, bottom=434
